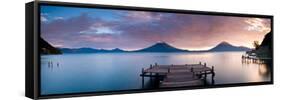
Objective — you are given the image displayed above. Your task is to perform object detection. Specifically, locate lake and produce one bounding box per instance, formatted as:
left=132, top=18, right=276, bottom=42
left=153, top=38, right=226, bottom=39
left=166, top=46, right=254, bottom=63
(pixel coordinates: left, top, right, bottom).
left=40, top=51, right=271, bottom=95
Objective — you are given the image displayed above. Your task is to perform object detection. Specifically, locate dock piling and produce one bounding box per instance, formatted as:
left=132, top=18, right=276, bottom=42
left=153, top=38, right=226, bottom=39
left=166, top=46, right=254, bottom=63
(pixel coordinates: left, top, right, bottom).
left=204, top=70, right=207, bottom=85
left=191, top=67, right=194, bottom=77
left=142, top=68, right=144, bottom=88
left=211, top=66, right=215, bottom=84
left=211, top=66, right=214, bottom=74
left=168, top=68, right=170, bottom=73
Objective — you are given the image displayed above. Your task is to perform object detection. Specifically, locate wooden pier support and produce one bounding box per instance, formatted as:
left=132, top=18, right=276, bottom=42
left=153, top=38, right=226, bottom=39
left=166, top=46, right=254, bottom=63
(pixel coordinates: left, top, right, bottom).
left=211, top=66, right=215, bottom=85
left=142, top=68, right=144, bottom=88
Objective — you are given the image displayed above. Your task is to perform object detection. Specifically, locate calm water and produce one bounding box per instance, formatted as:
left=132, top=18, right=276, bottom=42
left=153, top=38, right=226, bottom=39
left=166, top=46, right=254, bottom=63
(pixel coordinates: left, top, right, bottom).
left=41, top=52, right=271, bottom=95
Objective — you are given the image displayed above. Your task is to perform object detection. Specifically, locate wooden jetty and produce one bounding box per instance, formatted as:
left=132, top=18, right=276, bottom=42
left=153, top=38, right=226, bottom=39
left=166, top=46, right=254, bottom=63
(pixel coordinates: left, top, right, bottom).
left=242, top=54, right=271, bottom=64
left=140, top=62, right=215, bottom=88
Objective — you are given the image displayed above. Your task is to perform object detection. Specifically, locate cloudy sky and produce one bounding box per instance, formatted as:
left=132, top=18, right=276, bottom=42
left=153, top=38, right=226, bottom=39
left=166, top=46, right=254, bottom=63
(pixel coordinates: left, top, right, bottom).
left=40, top=5, right=271, bottom=51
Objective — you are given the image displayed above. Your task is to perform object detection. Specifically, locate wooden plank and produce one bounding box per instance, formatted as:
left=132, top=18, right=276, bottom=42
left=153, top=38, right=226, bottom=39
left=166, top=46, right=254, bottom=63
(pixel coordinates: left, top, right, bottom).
left=160, top=80, right=203, bottom=88
left=169, top=68, right=190, bottom=73
left=163, top=76, right=198, bottom=82
left=143, top=64, right=212, bottom=75
left=166, top=72, right=194, bottom=77
left=144, top=69, right=168, bottom=74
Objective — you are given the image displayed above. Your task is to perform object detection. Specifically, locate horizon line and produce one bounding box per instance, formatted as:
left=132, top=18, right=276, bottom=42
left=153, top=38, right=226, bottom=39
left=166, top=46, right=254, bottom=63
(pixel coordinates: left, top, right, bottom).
left=54, top=41, right=254, bottom=51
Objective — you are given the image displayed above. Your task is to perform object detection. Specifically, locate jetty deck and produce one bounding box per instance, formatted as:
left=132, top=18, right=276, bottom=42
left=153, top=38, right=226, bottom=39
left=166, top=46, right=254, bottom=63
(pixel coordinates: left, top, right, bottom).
left=140, top=62, right=215, bottom=88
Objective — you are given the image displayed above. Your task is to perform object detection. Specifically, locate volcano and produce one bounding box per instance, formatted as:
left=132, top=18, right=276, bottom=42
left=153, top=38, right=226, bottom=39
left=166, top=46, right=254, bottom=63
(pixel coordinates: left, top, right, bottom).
left=135, top=42, right=188, bottom=52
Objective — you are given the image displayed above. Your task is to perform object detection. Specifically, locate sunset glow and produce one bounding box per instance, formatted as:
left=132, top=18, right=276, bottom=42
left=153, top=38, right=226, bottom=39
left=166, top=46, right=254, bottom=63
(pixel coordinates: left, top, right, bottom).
left=41, top=5, right=271, bottom=50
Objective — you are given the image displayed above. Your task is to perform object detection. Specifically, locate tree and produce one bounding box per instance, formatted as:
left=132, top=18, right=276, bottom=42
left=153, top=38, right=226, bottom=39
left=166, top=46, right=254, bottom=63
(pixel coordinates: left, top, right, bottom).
left=253, top=41, right=260, bottom=50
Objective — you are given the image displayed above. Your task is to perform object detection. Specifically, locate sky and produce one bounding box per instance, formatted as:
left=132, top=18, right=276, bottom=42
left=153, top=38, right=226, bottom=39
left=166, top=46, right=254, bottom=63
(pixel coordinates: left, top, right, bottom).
left=40, top=5, right=271, bottom=51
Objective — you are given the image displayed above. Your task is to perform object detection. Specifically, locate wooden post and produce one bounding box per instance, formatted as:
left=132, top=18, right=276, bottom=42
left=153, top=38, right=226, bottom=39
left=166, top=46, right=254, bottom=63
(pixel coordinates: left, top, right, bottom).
left=211, top=66, right=215, bottom=85
left=204, top=63, right=206, bottom=67
left=211, top=66, right=214, bottom=74
left=191, top=67, right=194, bottom=77
left=204, top=70, right=207, bottom=85
left=150, top=65, right=152, bottom=69
left=142, top=68, right=144, bottom=88
left=155, top=63, right=158, bottom=66
left=150, top=72, right=152, bottom=85
left=156, top=73, right=159, bottom=88
left=168, top=68, right=170, bottom=73
left=199, top=62, right=202, bottom=65
left=149, top=65, right=152, bottom=81
left=204, top=71, right=207, bottom=78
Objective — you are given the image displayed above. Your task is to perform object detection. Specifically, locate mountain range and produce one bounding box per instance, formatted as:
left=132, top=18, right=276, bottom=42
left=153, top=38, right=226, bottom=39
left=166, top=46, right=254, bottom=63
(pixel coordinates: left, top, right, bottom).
left=58, top=41, right=251, bottom=53
left=60, top=47, right=125, bottom=53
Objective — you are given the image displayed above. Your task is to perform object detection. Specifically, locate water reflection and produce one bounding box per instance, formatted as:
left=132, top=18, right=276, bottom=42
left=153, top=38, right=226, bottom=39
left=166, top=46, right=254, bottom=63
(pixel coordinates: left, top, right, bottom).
left=41, top=52, right=272, bottom=95
left=241, top=58, right=272, bottom=80
left=46, top=61, right=60, bottom=68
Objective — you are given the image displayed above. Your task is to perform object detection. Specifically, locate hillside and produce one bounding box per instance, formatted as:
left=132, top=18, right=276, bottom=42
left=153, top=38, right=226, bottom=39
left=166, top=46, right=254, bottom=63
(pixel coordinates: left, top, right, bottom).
left=40, top=37, right=62, bottom=54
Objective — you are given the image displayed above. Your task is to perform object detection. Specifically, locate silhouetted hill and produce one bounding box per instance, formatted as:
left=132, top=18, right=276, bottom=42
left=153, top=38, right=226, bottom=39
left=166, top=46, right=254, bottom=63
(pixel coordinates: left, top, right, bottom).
left=135, top=42, right=188, bottom=52
left=40, top=37, right=62, bottom=54
left=60, top=48, right=99, bottom=53
left=208, top=41, right=251, bottom=51
left=260, top=31, right=272, bottom=49
left=254, top=31, right=272, bottom=58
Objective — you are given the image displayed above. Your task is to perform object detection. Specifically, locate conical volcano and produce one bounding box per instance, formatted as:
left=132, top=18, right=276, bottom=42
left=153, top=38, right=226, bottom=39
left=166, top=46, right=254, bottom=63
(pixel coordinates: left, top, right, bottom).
left=136, top=42, right=188, bottom=52
left=209, top=41, right=251, bottom=51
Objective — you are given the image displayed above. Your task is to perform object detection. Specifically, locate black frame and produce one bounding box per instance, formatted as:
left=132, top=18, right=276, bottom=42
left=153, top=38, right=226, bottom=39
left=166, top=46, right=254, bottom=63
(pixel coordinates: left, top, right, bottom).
left=26, top=1, right=274, bottom=99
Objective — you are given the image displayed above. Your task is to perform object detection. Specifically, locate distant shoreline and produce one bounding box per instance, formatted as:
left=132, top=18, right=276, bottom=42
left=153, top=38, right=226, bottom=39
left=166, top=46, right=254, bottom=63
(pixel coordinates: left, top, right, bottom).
left=41, top=51, right=248, bottom=55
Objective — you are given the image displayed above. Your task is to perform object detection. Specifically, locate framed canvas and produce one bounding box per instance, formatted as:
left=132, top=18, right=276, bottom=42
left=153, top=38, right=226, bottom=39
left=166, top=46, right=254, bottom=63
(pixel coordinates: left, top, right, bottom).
left=26, top=1, right=273, bottom=99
